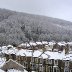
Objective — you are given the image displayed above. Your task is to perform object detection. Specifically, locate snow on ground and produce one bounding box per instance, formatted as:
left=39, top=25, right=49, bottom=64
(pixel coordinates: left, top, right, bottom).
left=7, top=69, right=28, bottom=72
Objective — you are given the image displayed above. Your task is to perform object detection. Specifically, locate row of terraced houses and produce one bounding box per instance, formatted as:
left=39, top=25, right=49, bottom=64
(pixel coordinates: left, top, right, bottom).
left=1, top=41, right=72, bottom=72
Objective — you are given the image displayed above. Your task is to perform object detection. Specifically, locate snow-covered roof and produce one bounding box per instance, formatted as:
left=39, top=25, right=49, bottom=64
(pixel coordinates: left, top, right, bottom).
left=29, top=42, right=37, bottom=46
left=33, top=50, right=42, bottom=57
left=16, top=49, right=49, bottom=58
left=16, top=49, right=47, bottom=58
left=39, top=53, right=49, bottom=59
left=58, top=42, right=66, bottom=46
left=42, top=41, right=48, bottom=45
left=16, top=49, right=72, bottom=61
left=36, top=42, right=42, bottom=45
left=1, top=46, right=8, bottom=50
left=45, top=51, right=65, bottom=60
left=16, top=49, right=33, bottom=57
left=3, top=48, right=18, bottom=55
left=63, top=54, right=72, bottom=61
left=7, top=45, right=13, bottom=48
left=18, top=43, right=30, bottom=48
left=48, top=42, right=56, bottom=45
left=67, top=42, right=72, bottom=46
left=24, top=50, right=32, bottom=57
left=16, top=49, right=26, bottom=56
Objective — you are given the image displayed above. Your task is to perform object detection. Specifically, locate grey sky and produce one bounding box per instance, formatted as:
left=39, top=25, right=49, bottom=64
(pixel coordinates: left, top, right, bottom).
left=0, top=0, right=72, bottom=22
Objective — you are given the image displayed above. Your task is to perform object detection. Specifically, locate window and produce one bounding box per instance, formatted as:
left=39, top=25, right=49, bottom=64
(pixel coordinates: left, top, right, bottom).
left=48, top=59, right=52, bottom=64
left=36, top=64, right=38, bottom=68
left=40, top=58, right=43, bottom=64
left=53, top=68, right=56, bottom=72
left=65, top=61, right=69, bottom=67
left=39, top=65, right=43, bottom=72
left=35, top=58, right=38, bottom=63
left=46, top=65, right=49, bottom=72
left=24, top=57, right=27, bottom=61
left=31, top=63, right=36, bottom=70
left=46, top=59, right=48, bottom=64
left=31, top=57, right=34, bottom=63
left=54, top=60, right=58, bottom=65
left=53, top=67, right=59, bottom=72
left=18, top=56, right=20, bottom=61
left=24, top=62, right=27, bottom=67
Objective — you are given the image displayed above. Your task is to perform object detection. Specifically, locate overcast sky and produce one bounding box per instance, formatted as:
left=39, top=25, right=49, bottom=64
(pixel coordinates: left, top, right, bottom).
left=0, top=0, right=72, bottom=22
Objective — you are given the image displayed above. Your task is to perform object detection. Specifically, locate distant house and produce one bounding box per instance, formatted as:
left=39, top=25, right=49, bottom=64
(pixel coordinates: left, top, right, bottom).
left=7, top=45, right=13, bottom=49
left=17, top=43, right=30, bottom=50
left=53, top=43, right=60, bottom=52
left=45, top=41, right=55, bottom=51
left=36, top=42, right=43, bottom=49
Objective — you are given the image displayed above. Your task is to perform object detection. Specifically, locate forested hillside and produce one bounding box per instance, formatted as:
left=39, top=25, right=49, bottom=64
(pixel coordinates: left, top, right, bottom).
left=0, top=8, right=72, bottom=45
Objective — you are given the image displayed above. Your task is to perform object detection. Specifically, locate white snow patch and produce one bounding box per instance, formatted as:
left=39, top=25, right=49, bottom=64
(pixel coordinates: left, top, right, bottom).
left=7, top=69, right=28, bottom=72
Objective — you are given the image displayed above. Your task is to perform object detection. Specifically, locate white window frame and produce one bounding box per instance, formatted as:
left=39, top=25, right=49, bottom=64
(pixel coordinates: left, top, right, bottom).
left=35, top=58, right=38, bottom=63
